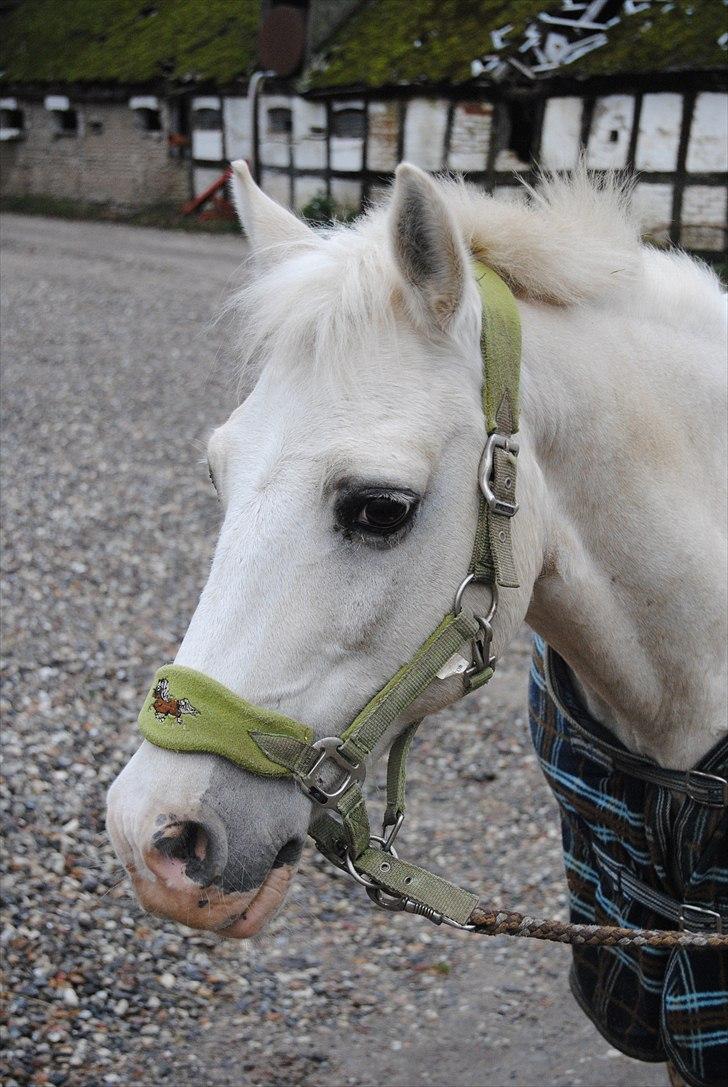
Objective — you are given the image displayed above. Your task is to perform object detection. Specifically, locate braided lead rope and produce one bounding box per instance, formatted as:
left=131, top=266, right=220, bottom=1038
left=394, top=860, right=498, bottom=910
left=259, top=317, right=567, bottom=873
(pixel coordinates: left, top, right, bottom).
left=468, top=905, right=728, bottom=948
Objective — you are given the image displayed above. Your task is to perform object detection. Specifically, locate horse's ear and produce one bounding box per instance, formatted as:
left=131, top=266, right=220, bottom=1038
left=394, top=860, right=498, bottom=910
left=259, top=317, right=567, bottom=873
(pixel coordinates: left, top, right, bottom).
left=390, top=163, right=467, bottom=332
left=230, top=160, right=314, bottom=261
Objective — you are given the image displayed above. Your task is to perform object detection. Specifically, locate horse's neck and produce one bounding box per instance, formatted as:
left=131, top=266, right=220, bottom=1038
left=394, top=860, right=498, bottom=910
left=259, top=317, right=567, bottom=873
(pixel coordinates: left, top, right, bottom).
left=520, top=297, right=727, bottom=769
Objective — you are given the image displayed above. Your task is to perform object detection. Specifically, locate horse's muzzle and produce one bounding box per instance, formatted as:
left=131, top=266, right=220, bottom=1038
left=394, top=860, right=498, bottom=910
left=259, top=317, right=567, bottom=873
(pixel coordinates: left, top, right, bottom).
left=131, top=844, right=296, bottom=939
left=110, top=816, right=299, bottom=937
left=105, top=741, right=309, bottom=938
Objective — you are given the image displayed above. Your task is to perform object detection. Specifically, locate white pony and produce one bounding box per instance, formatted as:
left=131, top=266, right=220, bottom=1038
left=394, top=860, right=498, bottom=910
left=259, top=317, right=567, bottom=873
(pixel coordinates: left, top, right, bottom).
left=107, top=161, right=726, bottom=948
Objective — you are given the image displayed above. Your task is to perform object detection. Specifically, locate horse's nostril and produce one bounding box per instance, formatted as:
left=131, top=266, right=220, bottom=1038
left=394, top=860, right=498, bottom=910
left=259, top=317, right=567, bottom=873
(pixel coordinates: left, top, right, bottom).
left=152, top=820, right=221, bottom=886
left=155, top=820, right=207, bottom=863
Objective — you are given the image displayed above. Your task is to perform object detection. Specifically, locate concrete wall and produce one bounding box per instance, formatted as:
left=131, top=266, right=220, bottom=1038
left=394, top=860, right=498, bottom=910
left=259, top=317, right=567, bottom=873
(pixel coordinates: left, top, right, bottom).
left=0, top=99, right=189, bottom=208
left=402, top=98, right=449, bottom=171
left=367, top=101, right=399, bottom=172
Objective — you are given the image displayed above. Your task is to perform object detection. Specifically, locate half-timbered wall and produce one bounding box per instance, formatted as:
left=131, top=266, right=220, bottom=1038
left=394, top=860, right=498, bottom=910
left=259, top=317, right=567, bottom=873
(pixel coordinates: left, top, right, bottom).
left=195, top=87, right=727, bottom=256
left=2, top=82, right=723, bottom=256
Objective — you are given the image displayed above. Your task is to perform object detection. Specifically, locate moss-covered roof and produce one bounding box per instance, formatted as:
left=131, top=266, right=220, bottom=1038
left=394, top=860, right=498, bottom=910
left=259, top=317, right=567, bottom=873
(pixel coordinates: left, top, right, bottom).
left=306, top=0, right=727, bottom=90
left=0, top=0, right=260, bottom=86
left=2, top=0, right=723, bottom=91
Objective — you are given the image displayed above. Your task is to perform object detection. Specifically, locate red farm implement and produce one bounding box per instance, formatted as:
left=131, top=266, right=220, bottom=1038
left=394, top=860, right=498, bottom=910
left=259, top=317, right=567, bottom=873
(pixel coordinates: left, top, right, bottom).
left=180, top=166, right=236, bottom=221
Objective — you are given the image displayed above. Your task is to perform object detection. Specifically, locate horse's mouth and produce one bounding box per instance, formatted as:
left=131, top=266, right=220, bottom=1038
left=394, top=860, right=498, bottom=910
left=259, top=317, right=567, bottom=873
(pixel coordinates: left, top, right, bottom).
left=127, top=858, right=296, bottom=939
left=213, top=866, right=293, bottom=939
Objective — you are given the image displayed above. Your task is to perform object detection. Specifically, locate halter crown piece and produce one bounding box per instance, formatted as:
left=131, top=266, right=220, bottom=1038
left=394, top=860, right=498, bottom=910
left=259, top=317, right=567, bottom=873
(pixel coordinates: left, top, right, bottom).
left=139, top=263, right=521, bottom=929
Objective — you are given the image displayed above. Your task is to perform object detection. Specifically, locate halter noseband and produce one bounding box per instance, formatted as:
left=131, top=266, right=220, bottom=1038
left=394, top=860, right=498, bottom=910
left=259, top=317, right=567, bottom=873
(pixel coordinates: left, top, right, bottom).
left=138, top=262, right=521, bottom=929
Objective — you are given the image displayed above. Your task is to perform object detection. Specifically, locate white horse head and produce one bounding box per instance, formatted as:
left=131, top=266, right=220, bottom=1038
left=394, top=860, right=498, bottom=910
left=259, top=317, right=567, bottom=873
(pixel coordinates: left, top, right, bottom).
left=107, top=161, right=727, bottom=938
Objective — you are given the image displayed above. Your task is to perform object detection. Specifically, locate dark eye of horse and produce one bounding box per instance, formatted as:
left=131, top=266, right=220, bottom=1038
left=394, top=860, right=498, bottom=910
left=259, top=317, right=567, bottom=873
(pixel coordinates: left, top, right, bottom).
left=337, top=488, right=419, bottom=539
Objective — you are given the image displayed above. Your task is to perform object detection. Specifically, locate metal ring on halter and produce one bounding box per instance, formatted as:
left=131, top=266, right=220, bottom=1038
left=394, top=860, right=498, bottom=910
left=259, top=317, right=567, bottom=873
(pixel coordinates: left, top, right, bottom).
left=454, top=572, right=498, bottom=624
left=361, top=836, right=408, bottom=912
left=369, top=834, right=399, bottom=858
left=344, top=850, right=378, bottom=888
left=344, top=835, right=399, bottom=890
left=479, top=432, right=520, bottom=517
left=366, top=885, right=409, bottom=911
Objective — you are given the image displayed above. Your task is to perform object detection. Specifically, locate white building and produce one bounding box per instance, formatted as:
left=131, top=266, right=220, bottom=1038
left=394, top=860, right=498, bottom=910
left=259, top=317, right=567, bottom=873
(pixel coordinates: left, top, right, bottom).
left=2, top=0, right=726, bottom=256
left=226, top=0, right=727, bottom=256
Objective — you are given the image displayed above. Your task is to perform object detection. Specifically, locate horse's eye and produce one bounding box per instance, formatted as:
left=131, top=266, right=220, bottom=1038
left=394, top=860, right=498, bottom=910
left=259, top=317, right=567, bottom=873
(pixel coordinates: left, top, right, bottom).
left=358, top=495, right=412, bottom=531
left=337, top=487, right=419, bottom=539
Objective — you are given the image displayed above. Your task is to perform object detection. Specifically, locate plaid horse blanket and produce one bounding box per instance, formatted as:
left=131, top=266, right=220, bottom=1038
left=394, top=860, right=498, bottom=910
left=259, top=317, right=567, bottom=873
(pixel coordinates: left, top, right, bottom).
left=528, top=636, right=728, bottom=1087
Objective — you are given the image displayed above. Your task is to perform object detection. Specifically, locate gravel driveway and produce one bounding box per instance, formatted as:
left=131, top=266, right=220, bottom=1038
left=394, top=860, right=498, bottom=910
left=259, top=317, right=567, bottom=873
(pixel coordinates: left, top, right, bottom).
left=1, top=214, right=667, bottom=1087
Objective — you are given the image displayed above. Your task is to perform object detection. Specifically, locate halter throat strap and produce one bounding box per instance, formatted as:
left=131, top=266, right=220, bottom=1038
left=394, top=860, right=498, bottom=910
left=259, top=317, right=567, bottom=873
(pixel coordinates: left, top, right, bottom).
left=138, top=262, right=522, bottom=928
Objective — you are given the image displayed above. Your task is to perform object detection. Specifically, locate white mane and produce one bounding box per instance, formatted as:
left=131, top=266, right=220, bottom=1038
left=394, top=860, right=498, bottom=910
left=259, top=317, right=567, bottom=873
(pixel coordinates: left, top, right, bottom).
left=229, top=167, right=725, bottom=389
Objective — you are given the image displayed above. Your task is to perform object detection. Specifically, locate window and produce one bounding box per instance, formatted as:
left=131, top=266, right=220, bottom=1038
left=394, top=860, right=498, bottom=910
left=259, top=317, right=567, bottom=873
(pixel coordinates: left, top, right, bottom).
left=50, top=109, right=78, bottom=137
left=0, top=107, right=24, bottom=140
left=609, top=129, right=620, bottom=143
left=193, top=107, right=222, bottom=131
left=332, top=108, right=365, bottom=139
left=134, top=107, right=162, bottom=133
left=504, top=100, right=538, bottom=164
left=267, top=107, right=292, bottom=135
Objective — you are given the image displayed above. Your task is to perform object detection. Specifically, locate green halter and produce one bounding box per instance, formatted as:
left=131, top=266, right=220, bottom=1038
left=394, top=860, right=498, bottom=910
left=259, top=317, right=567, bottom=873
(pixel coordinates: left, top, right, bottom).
left=138, top=262, right=521, bottom=929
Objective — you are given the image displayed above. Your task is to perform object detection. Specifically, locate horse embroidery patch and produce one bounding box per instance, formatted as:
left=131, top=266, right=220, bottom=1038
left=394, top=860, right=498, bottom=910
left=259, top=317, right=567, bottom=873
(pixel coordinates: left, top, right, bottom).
left=151, top=678, right=200, bottom=725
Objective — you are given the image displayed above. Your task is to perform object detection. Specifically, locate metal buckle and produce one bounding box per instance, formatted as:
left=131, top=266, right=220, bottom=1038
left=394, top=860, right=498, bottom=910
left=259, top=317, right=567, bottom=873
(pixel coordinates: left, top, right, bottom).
left=479, top=431, right=519, bottom=517
left=685, top=770, right=728, bottom=809
left=298, top=736, right=365, bottom=810
left=679, top=903, right=723, bottom=934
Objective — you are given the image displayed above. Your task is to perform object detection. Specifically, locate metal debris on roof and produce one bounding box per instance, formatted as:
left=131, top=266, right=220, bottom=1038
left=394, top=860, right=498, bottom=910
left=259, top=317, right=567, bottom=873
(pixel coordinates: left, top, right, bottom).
left=470, top=0, right=685, bottom=80
left=491, top=24, right=514, bottom=50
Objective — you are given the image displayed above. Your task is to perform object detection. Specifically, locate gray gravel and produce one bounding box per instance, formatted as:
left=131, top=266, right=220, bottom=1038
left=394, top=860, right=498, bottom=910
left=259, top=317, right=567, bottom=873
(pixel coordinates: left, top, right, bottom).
left=1, top=213, right=667, bottom=1087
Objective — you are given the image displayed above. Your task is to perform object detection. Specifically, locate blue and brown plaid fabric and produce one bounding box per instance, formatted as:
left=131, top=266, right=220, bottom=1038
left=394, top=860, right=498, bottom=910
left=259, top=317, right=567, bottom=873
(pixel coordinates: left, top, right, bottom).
left=528, top=636, right=728, bottom=1087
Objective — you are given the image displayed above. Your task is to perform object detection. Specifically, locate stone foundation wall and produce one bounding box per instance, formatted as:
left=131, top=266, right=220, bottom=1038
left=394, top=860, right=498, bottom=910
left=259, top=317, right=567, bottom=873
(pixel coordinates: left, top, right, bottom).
left=0, top=99, right=189, bottom=209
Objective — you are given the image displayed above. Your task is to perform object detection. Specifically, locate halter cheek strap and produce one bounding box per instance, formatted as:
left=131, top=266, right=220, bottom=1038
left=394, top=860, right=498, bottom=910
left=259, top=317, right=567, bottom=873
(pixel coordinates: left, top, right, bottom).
left=138, top=262, right=521, bottom=929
